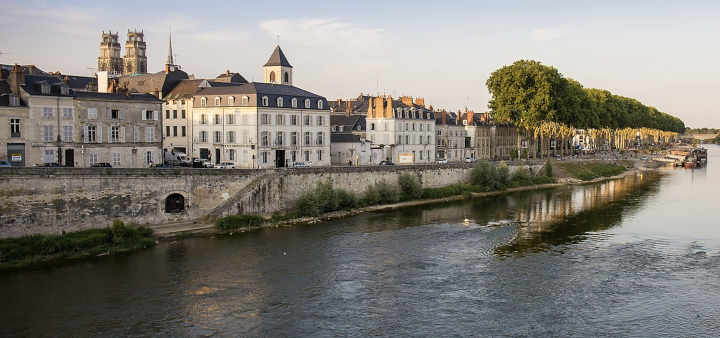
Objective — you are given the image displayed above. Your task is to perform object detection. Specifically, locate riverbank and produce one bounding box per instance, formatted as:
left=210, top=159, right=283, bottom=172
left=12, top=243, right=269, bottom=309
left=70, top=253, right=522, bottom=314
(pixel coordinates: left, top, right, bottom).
left=153, top=158, right=644, bottom=238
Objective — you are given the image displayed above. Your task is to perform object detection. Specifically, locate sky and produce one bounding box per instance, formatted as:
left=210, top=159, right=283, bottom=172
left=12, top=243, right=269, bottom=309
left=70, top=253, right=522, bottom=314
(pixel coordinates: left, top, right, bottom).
left=1, top=0, right=718, bottom=128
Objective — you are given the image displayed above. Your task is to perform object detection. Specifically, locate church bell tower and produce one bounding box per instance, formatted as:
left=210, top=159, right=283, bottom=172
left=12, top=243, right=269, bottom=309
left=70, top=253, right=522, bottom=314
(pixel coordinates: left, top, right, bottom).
left=123, top=30, right=148, bottom=75
left=98, top=31, right=122, bottom=75
left=263, top=45, right=293, bottom=85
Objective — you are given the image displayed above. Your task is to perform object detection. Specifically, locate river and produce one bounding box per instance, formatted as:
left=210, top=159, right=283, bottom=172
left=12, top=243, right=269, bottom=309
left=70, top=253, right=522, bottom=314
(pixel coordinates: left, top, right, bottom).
left=1, top=146, right=719, bottom=338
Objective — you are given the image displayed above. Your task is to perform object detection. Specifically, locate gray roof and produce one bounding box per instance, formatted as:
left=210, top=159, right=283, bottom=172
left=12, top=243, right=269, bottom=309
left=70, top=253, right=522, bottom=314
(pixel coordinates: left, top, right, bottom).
left=330, top=115, right=365, bottom=132
left=263, top=46, right=292, bottom=68
left=331, top=133, right=362, bottom=143
left=164, top=79, right=206, bottom=100
left=0, top=80, right=25, bottom=107
left=194, top=82, right=327, bottom=109
left=74, top=90, right=162, bottom=102
left=118, top=69, right=188, bottom=96
left=20, top=74, right=73, bottom=96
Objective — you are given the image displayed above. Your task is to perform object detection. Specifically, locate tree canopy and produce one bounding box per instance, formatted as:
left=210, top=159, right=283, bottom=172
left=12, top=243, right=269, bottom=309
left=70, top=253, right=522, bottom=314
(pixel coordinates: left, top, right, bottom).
left=486, top=60, right=685, bottom=133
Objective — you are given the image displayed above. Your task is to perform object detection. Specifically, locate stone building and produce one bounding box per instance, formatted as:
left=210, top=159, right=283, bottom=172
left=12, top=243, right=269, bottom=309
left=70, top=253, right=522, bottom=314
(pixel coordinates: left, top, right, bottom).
left=365, top=95, right=435, bottom=164
left=492, top=122, right=518, bottom=160
left=0, top=78, right=29, bottom=165
left=98, top=30, right=148, bottom=76
left=329, top=114, right=371, bottom=166
left=191, top=45, right=330, bottom=168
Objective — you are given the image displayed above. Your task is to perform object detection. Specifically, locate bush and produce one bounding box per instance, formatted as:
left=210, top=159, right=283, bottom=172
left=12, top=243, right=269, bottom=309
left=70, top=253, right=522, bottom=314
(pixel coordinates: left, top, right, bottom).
left=215, top=214, right=265, bottom=230
left=544, top=159, right=553, bottom=177
left=376, top=179, right=401, bottom=204
left=362, top=184, right=381, bottom=206
left=295, top=179, right=359, bottom=217
left=471, top=161, right=495, bottom=187
left=398, top=173, right=423, bottom=200
left=111, top=219, right=128, bottom=238
left=497, top=161, right=510, bottom=185
left=512, top=165, right=530, bottom=181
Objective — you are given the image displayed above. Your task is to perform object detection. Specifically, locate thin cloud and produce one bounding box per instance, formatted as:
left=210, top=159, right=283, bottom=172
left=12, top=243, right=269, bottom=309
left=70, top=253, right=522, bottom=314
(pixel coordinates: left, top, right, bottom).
left=532, top=26, right=574, bottom=41
left=259, top=18, right=388, bottom=54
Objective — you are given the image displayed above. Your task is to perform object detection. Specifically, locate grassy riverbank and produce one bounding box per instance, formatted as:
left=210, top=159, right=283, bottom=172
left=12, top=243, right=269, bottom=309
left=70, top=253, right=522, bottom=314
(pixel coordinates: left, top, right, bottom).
left=0, top=220, right=156, bottom=269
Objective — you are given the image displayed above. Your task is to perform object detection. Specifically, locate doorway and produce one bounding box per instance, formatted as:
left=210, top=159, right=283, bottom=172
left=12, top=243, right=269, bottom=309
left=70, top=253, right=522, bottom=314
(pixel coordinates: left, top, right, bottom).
left=275, top=150, right=286, bottom=168
left=65, top=149, right=75, bottom=167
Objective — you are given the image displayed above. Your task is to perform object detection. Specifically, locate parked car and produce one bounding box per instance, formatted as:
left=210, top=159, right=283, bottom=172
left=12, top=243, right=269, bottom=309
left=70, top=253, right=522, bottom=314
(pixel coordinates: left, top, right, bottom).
left=91, top=162, right=112, bottom=167
left=435, top=158, right=448, bottom=164
left=0, top=160, right=11, bottom=168
left=292, top=162, right=307, bottom=168
left=464, top=157, right=477, bottom=163
left=214, top=162, right=235, bottom=169
left=36, top=162, right=66, bottom=167
left=379, top=160, right=395, bottom=165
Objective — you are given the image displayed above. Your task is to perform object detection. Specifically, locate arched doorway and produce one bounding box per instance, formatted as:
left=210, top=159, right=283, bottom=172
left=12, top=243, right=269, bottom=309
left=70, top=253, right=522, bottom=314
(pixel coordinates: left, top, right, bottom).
left=165, top=193, right=185, bottom=213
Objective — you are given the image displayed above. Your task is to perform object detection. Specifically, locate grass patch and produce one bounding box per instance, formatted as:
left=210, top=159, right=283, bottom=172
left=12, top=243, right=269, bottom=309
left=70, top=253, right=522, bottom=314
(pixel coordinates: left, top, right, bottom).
left=0, top=220, right=155, bottom=269
left=215, top=214, right=266, bottom=230
left=557, top=162, right=628, bottom=181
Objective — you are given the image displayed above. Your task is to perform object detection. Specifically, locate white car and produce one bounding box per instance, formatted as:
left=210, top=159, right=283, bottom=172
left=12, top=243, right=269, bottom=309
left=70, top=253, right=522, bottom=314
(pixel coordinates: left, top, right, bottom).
left=214, top=162, right=235, bottom=169
left=435, top=158, right=448, bottom=164
left=464, top=157, right=477, bottom=163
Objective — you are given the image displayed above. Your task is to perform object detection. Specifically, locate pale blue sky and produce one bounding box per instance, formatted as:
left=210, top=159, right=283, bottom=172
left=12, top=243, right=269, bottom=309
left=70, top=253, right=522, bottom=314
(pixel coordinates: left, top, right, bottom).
left=1, top=0, right=718, bottom=128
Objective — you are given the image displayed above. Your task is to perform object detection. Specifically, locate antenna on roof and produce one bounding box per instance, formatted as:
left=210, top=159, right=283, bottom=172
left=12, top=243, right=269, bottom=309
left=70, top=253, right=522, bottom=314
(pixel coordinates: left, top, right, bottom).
left=0, top=51, right=11, bottom=60
left=277, top=35, right=280, bottom=46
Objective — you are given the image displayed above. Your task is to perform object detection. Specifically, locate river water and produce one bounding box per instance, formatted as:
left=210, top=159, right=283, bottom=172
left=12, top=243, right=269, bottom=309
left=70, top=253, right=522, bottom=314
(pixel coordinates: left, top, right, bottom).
left=2, top=146, right=719, bottom=338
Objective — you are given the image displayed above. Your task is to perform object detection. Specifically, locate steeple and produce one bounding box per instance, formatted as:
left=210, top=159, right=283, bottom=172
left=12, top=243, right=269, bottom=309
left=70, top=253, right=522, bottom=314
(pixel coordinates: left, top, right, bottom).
left=263, top=45, right=293, bottom=85
left=165, top=28, right=176, bottom=73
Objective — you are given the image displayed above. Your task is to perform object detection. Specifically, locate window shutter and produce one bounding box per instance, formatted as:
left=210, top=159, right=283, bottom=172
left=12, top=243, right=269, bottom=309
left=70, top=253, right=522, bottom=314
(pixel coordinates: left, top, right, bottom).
left=106, top=109, right=111, bottom=120
left=120, top=126, right=126, bottom=142
left=97, top=126, right=103, bottom=143
left=108, top=126, right=112, bottom=143
left=141, top=110, right=146, bottom=121
left=83, top=126, right=89, bottom=143
left=120, top=110, right=125, bottom=119
left=154, top=110, right=158, bottom=120
left=134, top=126, right=139, bottom=142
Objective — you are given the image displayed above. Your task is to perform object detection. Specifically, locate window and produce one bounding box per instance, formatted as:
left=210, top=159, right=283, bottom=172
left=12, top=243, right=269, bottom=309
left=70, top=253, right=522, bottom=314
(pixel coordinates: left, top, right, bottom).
left=201, top=97, right=207, bottom=106
left=291, top=98, right=297, bottom=108
left=166, top=110, right=170, bottom=119
left=261, top=131, right=269, bottom=146
left=316, top=132, right=324, bottom=145
left=144, top=151, right=154, bottom=166
left=242, top=96, right=249, bottom=106
left=181, top=126, right=186, bottom=137
left=260, top=114, right=270, bottom=125
left=227, top=131, right=236, bottom=143
left=133, top=126, right=139, bottom=142
left=142, top=110, right=154, bottom=120
left=277, top=97, right=283, bottom=107
left=276, top=131, right=284, bottom=146
left=304, top=99, right=310, bottom=108
left=269, top=71, right=276, bottom=83
left=332, top=126, right=337, bottom=132
left=291, top=132, right=298, bottom=146
left=304, top=132, right=311, bottom=146
left=111, top=126, right=120, bottom=143
left=284, top=72, right=289, bottom=83
left=110, top=109, right=120, bottom=119
left=10, top=118, right=20, bottom=137
left=199, top=131, right=208, bottom=143
left=262, top=96, right=269, bottom=106
left=145, top=126, right=155, bottom=142
left=276, top=114, right=284, bottom=125
left=303, top=150, right=310, bottom=161
left=200, top=114, right=207, bottom=124
left=317, top=100, right=323, bottom=109
left=166, top=126, right=171, bottom=137
left=181, top=110, right=186, bottom=119
left=42, top=107, right=53, bottom=119
left=339, top=126, right=344, bottom=132
left=316, top=116, right=324, bottom=126
left=88, top=153, right=98, bottom=166
left=229, top=149, right=236, bottom=161
left=173, top=110, right=177, bottom=119
left=9, top=95, right=19, bottom=107
left=173, top=126, right=177, bottom=137
left=85, top=126, right=97, bottom=143
left=291, top=115, right=298, bottom=125
left=112, top=152, right=121, bottom=167
left=215, top=97, right=221, bottom=106
left=370, top=123, right=375, bottom=131
left=63, top=125, right=73, bottom=142
left=41, top=83, right=50, bottom=94
left=303, top=115, right=311, bottom=126
left=214, top=131, right=221, bottom=143
left=317, top=150, right=323, bottom=162
left=43, top=125, right=54, bottom=142
left=261, top=151, right=269, bottom=164
left=214, top=114, right=221, bottom=124
left=62, top=108, right=73, bottom=119
left=229, top=97, right=235, bottom=106
left=44, top=149, right=55, bottom=163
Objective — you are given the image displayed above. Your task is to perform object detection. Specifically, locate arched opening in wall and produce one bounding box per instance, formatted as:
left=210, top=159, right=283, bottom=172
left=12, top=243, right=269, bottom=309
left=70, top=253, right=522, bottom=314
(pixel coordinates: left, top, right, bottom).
left=165, top=193, right=185, bottom=213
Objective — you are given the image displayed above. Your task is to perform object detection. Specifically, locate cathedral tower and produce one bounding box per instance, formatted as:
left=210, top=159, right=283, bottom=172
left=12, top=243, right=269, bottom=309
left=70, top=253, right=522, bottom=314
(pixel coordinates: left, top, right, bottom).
left=123, top=30, right=147, bottom=75
left=263, top=45, right=292, bottom=85
left=98, top=31, right=122, bottom=75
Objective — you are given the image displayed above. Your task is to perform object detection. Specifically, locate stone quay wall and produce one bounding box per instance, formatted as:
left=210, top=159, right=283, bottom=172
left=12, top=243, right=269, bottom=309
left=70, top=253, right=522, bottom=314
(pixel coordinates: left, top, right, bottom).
left=0, top=162, right=544, bottom=238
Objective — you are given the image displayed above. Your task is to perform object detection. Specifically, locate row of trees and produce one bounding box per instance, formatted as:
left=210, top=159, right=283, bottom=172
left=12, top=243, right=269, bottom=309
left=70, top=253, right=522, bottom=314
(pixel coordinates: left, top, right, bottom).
left=486, top=60, right=685, bottom=157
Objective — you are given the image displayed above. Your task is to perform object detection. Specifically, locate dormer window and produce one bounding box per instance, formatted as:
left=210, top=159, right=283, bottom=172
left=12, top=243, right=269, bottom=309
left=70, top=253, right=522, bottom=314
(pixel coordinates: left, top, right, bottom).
left=291, top=98, right=297, bottom=108
left=228, top=96, right=235, bottom=106
left=214, top=97, right=221, bottom=106
left=262, top=96, right=269, bottom=107
left=317, top=100, right=323, bottom=109
left=41, top=83, right=50, bottom=94
left=200, top=97, right=207, bottom=107
left=277, top=97, right=283, bottom=107
left=9, top=94, right=19, bottom=107
left=304, top=99, right=310, bottom=108
left=242, top=96, right=249, bottom=106
left=60, top=85, right=69, bottom=95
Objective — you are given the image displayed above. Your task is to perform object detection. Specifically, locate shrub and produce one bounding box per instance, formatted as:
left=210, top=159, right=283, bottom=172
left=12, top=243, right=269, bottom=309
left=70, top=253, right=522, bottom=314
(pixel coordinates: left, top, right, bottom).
left=111, top=219, right=128, bottom=238
left=497, top=161, right=510, bottom=185
left=375, top=179, right=400, bottom=204
left=471, top=161, right=494, bottom=187
left=362, top=184, right=381, bottom=206
left=295, top=179, right=359, bottom=217
left=512, top=165, right=530, bottom=181
left=544, top=159, right=553, bottom=177
left=215, top=214, right=265, bottom=230
left=398, top=173, right=423, bottom=200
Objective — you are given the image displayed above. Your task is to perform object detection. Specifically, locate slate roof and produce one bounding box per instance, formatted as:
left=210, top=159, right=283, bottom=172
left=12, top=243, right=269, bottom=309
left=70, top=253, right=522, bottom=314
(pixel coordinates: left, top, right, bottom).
left=214, top=72, right=248, bottom=84
left=263, top=46, right=293, bottom=67
left=74, top=90, right=162, bottom=102
left=21, top=74, right=73, bottom=96
left=164, top=79, right=207, bottom=100
left=194, top=82, right=327, bottom=109
left=329, top=94, right=372, bottom=114
left=61, top=74, right=96, bottom=91
left=330, top=115, right=365, bottom=132
left=118, top=69, right=188, bottom=96
left=0, top=80, right=25, bottom=107
left=331, top=133, right=362, bottom=143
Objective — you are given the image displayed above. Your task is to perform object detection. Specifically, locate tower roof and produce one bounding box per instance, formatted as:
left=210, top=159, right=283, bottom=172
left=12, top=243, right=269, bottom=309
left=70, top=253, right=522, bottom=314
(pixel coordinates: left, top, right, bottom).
left=166, top=30, right=174, bottom=66
left=263, top=45, right=292, bottom=68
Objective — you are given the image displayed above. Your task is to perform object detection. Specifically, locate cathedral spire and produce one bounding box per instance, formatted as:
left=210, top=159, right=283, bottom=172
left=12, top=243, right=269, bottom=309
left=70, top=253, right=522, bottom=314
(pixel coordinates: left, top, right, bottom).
left=165, top=28, right=176, bottom=73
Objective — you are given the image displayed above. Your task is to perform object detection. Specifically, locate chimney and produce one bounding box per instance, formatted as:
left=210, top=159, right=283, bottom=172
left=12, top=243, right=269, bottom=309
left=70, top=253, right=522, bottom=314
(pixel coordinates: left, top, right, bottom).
left=441, top=111, right=447, bottom=125
left=8, top=64, right=25, bottom=95
left=416, top=97, right=425, bottom=107
left=152, top=87, right=160, bottom=98
left=468, top=110, right=474, bottom=125
left=226, top=70, right=230, bottom=76
left=98, top=71, right=109, bottom=93
left=63, top=75, right=71, bottom=85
